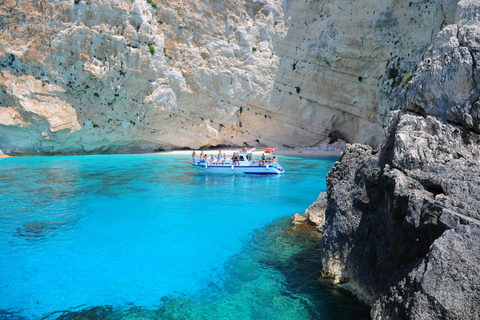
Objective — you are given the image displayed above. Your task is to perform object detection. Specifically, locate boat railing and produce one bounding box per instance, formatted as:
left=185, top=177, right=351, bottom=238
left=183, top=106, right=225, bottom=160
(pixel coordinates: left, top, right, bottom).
left=193, top=159, right=231, bottom=165
left=192, top=152, right=280, bottom=167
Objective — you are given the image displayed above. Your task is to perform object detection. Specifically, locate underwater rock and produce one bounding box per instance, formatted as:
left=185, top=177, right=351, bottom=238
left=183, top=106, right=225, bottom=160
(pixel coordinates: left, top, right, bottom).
left=292, top=213, right=309, bottom=225
left=16, top=221, right=52, bottom=240
left=320, top=1, right=480, bottom=318
left=15, top=220, right=74, bottom=241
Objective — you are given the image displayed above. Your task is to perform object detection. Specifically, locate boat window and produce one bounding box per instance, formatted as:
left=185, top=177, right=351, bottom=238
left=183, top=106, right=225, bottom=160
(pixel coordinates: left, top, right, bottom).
left=247, top=155, right=252, bottom=161
left=239, top=156, right=244, bottom=161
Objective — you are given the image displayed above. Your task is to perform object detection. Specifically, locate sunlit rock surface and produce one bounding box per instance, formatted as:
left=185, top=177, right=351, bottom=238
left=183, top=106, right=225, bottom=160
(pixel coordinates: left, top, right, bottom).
left=302, top=192, right=327, bottom=231
left=0, top=0, right=457, bottom=154
left=320, top=1, right=480, bottom=318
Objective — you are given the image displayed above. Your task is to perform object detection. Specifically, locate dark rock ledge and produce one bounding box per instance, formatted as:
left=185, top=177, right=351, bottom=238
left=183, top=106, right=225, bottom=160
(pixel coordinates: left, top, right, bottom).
left=304, top=1, right=480, bottom=319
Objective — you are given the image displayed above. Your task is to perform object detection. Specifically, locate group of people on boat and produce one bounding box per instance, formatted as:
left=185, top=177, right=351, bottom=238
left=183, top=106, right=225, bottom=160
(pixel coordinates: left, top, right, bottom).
left=190, top=144, right=284, bottom=173
left=191, top=149, right=277, bottom=166
left=259, top=153, right=277, bottom=165
left=191, top=150, right=227, bottom=165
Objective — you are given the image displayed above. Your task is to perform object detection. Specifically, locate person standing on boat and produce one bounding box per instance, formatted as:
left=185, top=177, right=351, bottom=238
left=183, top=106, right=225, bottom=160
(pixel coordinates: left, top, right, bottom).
left=242, top=143, right=248, bottom=153
left=233, top=153, right=239, bottom=166
left=191, top=151, right=196, bottom=163
left=259, top=153, right=266, bottom=165
left=272, top=157, right=277, bottom=163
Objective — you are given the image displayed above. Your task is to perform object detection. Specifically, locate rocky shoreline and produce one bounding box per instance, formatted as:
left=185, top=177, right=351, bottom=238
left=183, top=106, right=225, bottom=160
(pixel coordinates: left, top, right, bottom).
left=300, top=1, right=480, bottom=318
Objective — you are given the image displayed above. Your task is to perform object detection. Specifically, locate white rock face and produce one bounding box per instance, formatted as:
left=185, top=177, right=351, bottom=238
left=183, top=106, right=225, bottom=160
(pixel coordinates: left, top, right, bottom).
left=405, top=0, right=480, bottom=133
left=0, top=0, right=459, bottom=154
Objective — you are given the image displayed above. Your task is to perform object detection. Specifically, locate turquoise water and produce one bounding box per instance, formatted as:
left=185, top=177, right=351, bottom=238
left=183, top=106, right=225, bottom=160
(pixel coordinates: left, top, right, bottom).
left=0, top=154, right=369, bottom=319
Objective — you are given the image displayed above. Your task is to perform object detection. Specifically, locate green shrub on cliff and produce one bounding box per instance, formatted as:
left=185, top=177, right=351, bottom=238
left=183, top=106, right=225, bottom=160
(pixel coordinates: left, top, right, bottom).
left=401, top=74, right=414, bottom=86
left=146, top=0, right=157, bottom=9
left=149, top=45, right=155, bottom=55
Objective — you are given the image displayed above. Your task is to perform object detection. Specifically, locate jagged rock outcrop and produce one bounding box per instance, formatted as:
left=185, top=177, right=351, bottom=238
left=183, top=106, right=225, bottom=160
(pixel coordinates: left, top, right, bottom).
left=0, top=0, right=458, bottom=154
left=320, top=1, right=480, bottom=318
left=302, top=192, right=327, bottom=231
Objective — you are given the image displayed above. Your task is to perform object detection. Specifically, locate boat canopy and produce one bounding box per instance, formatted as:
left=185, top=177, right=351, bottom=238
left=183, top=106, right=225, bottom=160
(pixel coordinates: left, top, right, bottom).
left=264, top=147, right=277, bottom=153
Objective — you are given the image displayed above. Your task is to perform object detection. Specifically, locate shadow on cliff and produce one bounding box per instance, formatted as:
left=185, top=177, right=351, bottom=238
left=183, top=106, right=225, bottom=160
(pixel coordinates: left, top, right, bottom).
left=325, top=112, right=449, bottom=306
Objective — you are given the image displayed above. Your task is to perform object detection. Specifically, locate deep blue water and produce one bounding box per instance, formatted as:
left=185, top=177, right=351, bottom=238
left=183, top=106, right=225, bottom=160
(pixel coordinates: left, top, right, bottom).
left=0, top=154, right=369, bottom=319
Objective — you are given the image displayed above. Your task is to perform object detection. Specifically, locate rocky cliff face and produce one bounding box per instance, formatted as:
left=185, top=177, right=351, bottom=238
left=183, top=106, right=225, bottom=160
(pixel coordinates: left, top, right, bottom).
left=319, top=1, right=480, bottom=318
left=0, top=0, right=457, bottom=154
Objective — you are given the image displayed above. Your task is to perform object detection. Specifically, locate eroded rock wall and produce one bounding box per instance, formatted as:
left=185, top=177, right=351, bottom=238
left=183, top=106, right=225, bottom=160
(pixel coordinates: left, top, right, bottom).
left=321, top=1, right=480, bottom=318
left=0, top=0, right=457, bottom=154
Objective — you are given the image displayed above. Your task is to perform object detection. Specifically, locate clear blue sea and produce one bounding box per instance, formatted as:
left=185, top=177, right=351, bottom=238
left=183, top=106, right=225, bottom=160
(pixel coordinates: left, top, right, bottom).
left=0, top=154, right=369, bottom=320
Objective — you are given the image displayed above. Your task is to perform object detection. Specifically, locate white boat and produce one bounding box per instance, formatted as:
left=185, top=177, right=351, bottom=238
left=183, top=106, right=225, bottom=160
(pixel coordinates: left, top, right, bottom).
left=191, top=148, right=285, bottom=174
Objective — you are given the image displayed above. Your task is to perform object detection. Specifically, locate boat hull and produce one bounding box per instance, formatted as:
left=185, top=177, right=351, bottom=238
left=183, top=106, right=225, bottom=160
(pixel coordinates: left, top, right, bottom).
left=191, top=163, right=285, bottom=174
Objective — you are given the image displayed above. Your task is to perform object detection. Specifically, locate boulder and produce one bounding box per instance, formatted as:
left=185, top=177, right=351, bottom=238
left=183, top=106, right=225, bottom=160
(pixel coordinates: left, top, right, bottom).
left=302, top=192, right=328, bottom=230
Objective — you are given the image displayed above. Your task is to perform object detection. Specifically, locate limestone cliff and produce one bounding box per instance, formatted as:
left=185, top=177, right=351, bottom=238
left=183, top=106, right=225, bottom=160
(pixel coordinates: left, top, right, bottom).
left=319, top=0, right=480, bottom=318
left=0, top=0, right=457, bottom=154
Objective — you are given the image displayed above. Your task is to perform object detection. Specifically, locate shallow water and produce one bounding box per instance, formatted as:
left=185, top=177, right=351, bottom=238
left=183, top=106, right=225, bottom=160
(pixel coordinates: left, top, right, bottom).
left=0, top=154, right=369, bottom=319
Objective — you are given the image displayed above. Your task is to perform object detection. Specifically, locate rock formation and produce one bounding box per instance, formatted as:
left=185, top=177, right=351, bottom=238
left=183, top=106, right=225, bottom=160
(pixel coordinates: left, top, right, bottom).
left=0, top=0, right=458, bottom=154
left=302, top=192, right=327, bottom=231
left=317, top=1, right=480, bottom=318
